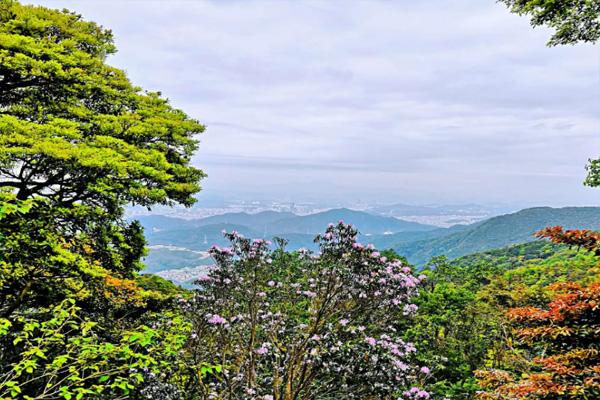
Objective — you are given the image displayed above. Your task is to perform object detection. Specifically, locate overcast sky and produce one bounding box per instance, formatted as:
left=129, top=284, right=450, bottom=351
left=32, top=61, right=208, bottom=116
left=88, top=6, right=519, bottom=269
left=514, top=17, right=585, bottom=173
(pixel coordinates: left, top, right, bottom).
left=30, top=1, right=600, bottom=206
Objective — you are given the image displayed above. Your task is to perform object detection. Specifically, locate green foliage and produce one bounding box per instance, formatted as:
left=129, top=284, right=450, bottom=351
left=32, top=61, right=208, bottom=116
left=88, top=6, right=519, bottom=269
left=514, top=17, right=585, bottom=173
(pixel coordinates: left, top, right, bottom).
left=0, top=0, right=204, bottom=282
left=0, top=195, right=106, bottom=317
left=585, top=157, right=600, bottom=187
left=407, top=241, right=600, bottom=399
left=499, top=0, right=600, bottom=46
left=0, top=0, right=205, bottom=208
left=407, top=256, right=508, bottom=399
left=0, top=299, right=190, bottom=400
left=135, top=274, right=188, bottom=298
left=0, top=2, right=205, bottom=398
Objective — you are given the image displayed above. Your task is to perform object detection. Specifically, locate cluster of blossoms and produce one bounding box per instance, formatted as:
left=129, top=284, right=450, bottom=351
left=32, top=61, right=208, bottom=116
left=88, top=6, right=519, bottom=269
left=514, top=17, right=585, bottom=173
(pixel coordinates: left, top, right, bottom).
left=183, top=222, right=432, bottom=399
left=402, top=386, right=432, bottom=399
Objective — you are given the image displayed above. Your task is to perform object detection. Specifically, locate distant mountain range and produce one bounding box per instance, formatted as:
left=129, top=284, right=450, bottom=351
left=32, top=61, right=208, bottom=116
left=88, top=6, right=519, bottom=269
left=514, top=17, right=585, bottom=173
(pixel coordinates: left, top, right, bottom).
left=137, top=206, right=600, bottom=274
left=393, top=206, right=600, bottom=265
left=266, top=208, right=436, bottom=235
left=138, top=208, right=436, bottom=237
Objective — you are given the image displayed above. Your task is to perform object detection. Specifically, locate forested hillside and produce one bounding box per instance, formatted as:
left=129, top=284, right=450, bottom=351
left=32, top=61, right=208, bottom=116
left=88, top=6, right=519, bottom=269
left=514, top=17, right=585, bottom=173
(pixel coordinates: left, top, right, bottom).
left=408, top=240, right=600, bottom=398
left=394, top=206, right=600, bottom=265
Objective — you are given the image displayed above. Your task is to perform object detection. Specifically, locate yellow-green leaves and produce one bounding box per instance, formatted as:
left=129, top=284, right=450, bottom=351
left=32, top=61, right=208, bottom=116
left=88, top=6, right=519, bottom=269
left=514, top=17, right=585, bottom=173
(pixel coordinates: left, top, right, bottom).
left=0, top=1, right=205, bottom=210
left=0, top=300, right=181, bottom=400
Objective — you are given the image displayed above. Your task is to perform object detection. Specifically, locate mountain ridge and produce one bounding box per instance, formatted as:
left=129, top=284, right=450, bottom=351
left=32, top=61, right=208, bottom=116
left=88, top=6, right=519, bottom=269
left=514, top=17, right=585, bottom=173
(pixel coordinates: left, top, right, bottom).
left=393, top=206, right=600, bottom=265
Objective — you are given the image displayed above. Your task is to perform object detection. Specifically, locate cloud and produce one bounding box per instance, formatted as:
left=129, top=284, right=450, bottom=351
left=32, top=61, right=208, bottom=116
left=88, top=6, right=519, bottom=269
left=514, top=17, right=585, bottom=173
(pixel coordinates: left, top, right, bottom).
left=27, top=0, right=600, bottom=205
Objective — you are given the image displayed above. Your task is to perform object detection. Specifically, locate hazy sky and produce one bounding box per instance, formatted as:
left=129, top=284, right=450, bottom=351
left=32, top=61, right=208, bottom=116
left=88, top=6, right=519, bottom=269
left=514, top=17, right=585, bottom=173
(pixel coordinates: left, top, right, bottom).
left=30, top=1, right=600, bottom=206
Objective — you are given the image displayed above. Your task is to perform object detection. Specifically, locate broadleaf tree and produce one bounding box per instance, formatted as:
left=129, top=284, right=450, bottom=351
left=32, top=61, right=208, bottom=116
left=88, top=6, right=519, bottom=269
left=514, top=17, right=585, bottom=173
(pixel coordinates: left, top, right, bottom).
left=0, top=0, right=205, bottom=306
left=0, top=2, right=207, bottom=397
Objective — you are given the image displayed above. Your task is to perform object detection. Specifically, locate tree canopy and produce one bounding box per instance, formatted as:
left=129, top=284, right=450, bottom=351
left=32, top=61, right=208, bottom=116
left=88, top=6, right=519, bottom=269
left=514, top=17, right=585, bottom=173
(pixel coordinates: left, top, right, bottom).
left=0, top=1, right=206, bottom=306
left=499, top=0, right=600, bottom=46
left=0, top=1, right=205, bottom=210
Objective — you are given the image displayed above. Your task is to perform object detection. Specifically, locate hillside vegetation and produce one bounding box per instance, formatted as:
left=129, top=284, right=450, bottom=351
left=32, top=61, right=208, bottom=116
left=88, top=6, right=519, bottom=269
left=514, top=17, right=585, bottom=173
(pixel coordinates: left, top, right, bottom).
left=408, top=240, right=600, bottom=398
left=394, top=206, right=600, bottom=265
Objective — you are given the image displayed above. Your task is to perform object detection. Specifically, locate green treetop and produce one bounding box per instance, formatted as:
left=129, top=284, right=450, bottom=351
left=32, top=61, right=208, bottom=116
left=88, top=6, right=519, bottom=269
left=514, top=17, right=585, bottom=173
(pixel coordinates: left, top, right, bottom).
left=499, top=0, right=600, bottom=46
left=0, top=1, right=205, bottom=210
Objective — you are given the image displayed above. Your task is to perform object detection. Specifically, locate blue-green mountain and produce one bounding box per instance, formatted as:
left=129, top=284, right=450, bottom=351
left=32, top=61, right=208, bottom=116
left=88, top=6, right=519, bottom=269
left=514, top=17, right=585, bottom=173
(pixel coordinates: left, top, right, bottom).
left=138, top=206, right=600, bottom=273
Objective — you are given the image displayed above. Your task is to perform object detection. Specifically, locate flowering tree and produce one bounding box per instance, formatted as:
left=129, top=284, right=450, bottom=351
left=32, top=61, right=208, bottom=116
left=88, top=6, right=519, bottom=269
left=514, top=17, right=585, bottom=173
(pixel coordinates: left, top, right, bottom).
left=183, top=222, right=431, bottom=399
left=476, top=282, right=600, bottom=399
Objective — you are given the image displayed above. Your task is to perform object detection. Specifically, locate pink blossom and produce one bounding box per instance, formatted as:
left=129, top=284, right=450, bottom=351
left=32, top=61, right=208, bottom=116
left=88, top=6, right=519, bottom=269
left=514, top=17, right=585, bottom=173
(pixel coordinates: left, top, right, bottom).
left=404, top=343, right=417, bottom=353
left=403, top=303, right=418, bottom=315
left=404, top=388, right=430, bottom=399
left=393, top=360, right=409, bottom=370
left=207, top=314, right=227, bottom=325
left=420, top=366, right=430, bottom=375
left=365, top=336, right=377, bottom=346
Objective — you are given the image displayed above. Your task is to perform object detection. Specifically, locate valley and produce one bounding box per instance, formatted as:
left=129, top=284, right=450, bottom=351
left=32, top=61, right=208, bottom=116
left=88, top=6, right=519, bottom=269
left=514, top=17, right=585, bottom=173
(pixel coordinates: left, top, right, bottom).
left=138, top=206, right=600, bottom=285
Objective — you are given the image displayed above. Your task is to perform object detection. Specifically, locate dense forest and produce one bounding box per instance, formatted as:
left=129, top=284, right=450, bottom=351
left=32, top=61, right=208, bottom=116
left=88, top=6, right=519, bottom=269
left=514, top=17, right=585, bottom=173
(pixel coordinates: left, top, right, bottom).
left=0, top=1, right=598, bottom=399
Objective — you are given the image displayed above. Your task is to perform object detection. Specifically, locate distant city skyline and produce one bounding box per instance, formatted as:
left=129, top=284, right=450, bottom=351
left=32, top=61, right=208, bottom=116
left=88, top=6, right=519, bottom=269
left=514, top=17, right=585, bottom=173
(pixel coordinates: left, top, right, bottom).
left=30, top=1, right=600, bottom=206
